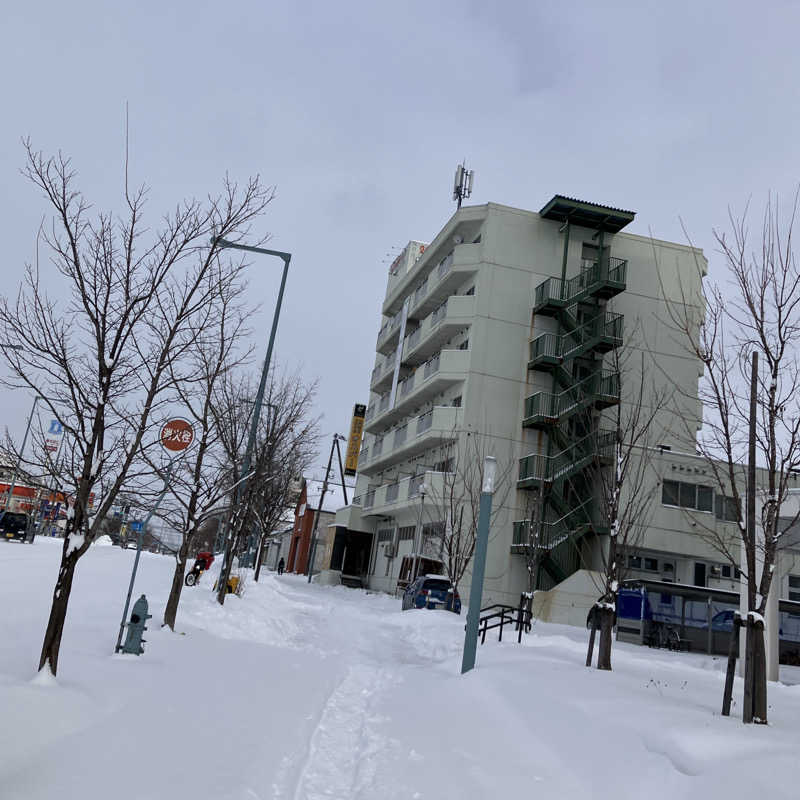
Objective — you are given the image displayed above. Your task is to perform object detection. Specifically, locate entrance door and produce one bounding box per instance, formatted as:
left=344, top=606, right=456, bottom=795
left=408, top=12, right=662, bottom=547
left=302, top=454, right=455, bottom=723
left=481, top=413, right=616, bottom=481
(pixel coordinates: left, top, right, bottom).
left=694, top=562, right=707, bottom=587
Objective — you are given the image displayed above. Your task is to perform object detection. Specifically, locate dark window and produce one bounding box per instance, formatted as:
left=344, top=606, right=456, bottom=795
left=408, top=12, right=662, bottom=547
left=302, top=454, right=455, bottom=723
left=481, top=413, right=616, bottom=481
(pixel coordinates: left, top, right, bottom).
left=422, top=579, right=451, bottom=592
left=697, top=486, right=713, bottom=512
left=644, top=557, right=658, bottom=571
left=472, top=234, right=482, bottom=244
left=715, top=494, right=739, bottom=522
left=458, top=339, right=469, bottom=350
left=452, top=396, right=462, bottom=408
left=628, top=555, right=642, bottom=569
left=660, top=593, right=674, bottom=605
left=398, top=526, right=415, bottom=541
left=465, top=286, right=475, bottom=296
left=721, top=565, right=732, bottom=579
left=662, top=562, right=675, bottom=574
left=662, top=480, right=679, bottom=506
left=679, top=482, right=696, bottom=509
left=377, top=528, right=394, bottom=543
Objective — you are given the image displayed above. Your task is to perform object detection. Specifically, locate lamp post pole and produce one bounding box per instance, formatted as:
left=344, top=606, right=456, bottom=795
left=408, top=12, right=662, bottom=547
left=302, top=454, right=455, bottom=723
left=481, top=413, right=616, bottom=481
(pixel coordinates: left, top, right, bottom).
left=211, top=238, right=291, bottom=602
left=461, top=456, right=496, bottom=675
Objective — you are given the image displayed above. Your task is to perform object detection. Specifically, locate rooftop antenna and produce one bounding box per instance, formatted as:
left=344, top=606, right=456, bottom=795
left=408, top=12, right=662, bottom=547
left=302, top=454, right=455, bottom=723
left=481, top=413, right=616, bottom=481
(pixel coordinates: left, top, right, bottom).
left=452, top=160, right=474, bottom=210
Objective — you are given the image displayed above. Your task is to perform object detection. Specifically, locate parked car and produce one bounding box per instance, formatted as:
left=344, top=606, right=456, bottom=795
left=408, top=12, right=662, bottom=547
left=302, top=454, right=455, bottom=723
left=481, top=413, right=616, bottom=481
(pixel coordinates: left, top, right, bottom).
left=402, top=575, right=461, bottom=614
left=0, top=512, right=30, bottom=542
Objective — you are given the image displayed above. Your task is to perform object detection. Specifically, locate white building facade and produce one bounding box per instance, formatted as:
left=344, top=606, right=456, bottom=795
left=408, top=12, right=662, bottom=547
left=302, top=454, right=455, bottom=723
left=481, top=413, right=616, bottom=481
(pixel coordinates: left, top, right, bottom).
left=333, top=196, right=800, bottom=623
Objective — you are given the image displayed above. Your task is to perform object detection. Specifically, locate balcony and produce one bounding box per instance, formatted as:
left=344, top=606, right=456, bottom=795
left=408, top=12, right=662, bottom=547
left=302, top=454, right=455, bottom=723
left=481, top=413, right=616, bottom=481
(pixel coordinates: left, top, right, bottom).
left=358, top=406, right=462, bottom=476
left=402, top=294, right=475, bottom=366
left=370, top=357, right=410, bottom=394
left=533, top=257, right=627, bottom=315
left=364, top=349, right=469, bottom=434
left=362, top=469, right=453, bottom=517
left=376, top=312, right=403, bottom=356
left=383, top=243, right=481, bottom=318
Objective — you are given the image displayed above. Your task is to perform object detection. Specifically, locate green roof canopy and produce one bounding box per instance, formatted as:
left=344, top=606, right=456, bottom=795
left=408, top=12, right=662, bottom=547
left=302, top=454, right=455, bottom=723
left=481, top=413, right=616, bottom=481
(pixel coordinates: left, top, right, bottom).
left=539, top=195, right=635, bottom=233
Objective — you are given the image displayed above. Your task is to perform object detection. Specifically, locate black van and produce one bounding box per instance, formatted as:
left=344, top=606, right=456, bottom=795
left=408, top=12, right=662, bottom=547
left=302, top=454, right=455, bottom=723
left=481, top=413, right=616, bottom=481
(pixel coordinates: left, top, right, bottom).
left=0, top=512, right=30, bottom=542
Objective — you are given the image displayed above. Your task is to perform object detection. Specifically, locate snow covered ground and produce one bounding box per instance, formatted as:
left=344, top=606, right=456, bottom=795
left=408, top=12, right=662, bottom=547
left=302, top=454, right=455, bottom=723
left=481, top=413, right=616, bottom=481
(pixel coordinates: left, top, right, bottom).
left=2, top=538, right=800, bottom=799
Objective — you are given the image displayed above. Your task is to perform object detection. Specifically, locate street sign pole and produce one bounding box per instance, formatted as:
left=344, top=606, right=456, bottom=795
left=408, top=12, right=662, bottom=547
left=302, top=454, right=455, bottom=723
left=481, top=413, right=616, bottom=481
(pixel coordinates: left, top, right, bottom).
left=114, top=461, right=175, bottom=653
left=114, top=418, right=194, bottom=653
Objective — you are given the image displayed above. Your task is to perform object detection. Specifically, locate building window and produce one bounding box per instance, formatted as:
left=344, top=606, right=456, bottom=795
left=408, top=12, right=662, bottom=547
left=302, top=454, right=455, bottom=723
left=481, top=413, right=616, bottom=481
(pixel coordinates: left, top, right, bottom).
left=662, top=480, right=679, bottom=506
left=465, top=285, right=475, bottom=296
left=789, top=575, right=800, bottom=602
left=662, top=479, right=715, bottom=512
left=458, top=339, right=469, bottom=350
left=721, top=565, right=732, bottom=579
left=377, top=528, right=394, bottom=544
left=398, top=526, right=415, bottom=542
left=452, top=395, right=462, bottom=408
left=715, top=494, right=739, bottom=522
left=628, top=555, right=642, bottom=569
left=644, top=557, right=659, bottom=572
left=662, top=562, right=675, bottom=575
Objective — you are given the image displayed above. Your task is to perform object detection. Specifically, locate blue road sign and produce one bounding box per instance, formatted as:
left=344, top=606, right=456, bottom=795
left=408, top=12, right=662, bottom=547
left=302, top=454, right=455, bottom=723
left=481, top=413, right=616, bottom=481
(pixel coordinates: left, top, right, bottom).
left=48, top=419, right=63, bottom=435
left=130, top=520, right=144, bottom=533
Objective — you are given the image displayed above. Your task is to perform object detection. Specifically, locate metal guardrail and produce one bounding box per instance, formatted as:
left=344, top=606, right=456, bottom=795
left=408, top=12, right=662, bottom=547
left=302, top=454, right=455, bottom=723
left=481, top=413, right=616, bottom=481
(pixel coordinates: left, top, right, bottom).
left=473, top=599, right=532, bottom=645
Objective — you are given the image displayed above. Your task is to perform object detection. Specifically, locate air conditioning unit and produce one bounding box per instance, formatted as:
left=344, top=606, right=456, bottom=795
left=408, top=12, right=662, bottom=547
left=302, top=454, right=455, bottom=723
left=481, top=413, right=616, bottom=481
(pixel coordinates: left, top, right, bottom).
left=383, top=544, right=395, bottom=558
left=710, top=565, right=721, bottom=577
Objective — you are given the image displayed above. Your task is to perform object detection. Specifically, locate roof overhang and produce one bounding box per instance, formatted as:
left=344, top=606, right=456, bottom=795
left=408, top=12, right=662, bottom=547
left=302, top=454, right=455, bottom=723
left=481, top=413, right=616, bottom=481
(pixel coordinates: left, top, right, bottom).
left=539, top=195, right=635, bottom=233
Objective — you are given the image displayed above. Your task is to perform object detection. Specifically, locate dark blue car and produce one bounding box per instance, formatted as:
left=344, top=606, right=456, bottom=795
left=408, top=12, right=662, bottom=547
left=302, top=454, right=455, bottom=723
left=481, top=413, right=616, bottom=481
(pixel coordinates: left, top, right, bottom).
left=402, top=575, right=461, bottom=614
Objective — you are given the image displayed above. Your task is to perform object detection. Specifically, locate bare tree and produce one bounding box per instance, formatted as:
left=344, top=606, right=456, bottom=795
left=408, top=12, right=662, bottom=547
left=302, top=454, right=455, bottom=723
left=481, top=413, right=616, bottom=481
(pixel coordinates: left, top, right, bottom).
left=581, top=350, right=668, bottom=671
left=425, top=431, right=513, bottom=595
left=213, top=369, right=319, bottom=603
left=661, top=194, right=800, bottom=723
left=0, top=142, right=272, bottom=675
left=147, top=262, right=252, bottom=630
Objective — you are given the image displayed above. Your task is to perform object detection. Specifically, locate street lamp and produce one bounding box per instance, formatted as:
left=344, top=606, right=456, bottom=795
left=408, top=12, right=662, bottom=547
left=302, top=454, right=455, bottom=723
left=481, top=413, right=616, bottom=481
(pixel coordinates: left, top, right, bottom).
left=211, top=238, right=291, bottom=594
left=461, top=455, right=497, bottom=675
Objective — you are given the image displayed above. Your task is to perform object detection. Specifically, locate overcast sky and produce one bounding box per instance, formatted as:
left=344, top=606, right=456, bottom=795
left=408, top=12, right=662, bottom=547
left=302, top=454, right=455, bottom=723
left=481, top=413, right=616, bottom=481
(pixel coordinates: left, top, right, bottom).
left=2, top=1, right=799, bottom=481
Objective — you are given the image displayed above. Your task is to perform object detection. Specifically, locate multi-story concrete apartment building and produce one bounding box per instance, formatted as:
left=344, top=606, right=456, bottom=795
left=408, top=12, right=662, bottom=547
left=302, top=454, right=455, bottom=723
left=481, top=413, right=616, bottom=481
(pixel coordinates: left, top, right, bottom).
left=331, top=195, right=800, bottom=621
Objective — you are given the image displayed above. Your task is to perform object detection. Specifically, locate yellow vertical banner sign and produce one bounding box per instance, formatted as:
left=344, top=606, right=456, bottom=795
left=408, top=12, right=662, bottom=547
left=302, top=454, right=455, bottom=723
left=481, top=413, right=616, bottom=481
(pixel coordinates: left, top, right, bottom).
left=344, top=404, right=366, bottom=476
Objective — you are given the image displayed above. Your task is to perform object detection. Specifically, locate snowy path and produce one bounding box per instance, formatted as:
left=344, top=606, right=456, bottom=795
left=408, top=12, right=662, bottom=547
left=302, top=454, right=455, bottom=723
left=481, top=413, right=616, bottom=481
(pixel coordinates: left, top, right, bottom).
left=3, top=539, right=800, bottom=799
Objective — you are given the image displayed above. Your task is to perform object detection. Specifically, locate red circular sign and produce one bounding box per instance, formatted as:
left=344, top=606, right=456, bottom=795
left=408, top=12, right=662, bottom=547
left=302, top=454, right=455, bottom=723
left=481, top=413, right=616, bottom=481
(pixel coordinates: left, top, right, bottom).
left=160, top=418, right=194, bottom=452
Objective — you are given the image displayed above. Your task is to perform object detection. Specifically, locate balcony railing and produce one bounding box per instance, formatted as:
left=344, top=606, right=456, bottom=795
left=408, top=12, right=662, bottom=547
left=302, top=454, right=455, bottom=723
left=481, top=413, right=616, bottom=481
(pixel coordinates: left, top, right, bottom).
left=417, top=410, right=433, bottom=434
left=534, top=257, right=628, bottom=309
left=524, top=371, right=621, bottom=423
left=385, top=482, right=399, bottom=503
left=359, top=445, right=369, bottom=462
left=364, top=489, right=376, bottom=509
left=431, top=300, right=447, bottom=325
left=413, top=278, right=428, bottom=307
left=400, top=375, right=415, bottom=396
left=529, top=313, right=624, bottom=364
left=372, top=438, right=383, bottom=458
left=437, top=252, right=454, bottom=279
left=379, top=394, right=390, bottom=412
left=407, top=326, right=421, bottom=349
left=394, top=425, right=408, bottom=448
left=519, top=430, right=616, bottom=485
left=424, top=353, right=441, bottom=379
left=408, top=475, right=425, bottom=498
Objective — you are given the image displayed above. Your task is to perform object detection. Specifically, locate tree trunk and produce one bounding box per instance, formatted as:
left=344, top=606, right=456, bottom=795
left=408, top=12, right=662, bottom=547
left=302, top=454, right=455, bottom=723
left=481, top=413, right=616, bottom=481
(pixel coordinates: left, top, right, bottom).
left=38, top=550, right=78, bottom=675
left=752, top=619, right=768, bottom=724
left=163, top=544, right=189, bottom=631
left=254, top=534, right=266, bottom=582
left=596, top=607, right=614, bottom=671
left=586, top=609, right=598, bottom=667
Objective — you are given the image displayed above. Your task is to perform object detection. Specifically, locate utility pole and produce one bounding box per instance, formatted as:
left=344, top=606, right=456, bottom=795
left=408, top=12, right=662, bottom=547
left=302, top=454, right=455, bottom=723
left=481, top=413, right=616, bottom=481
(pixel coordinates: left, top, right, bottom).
left=306, top=434, right=345, bottom=583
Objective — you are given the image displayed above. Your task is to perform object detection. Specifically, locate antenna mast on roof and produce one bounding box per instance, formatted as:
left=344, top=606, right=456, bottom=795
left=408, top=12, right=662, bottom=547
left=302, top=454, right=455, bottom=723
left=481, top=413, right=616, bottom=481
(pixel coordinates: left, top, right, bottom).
left=452, top=161, right=474, bottom=210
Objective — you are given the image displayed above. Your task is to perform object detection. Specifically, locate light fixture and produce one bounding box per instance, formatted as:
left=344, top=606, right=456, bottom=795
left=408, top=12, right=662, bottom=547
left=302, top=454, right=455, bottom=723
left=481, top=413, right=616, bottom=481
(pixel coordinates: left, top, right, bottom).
left=482, top=456, right=497, bottom=494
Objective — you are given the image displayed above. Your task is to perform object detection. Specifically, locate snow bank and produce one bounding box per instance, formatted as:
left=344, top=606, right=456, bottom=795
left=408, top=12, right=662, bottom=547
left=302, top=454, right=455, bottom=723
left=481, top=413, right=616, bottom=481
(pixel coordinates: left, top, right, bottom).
left=2, top=544, right=800, bottom=799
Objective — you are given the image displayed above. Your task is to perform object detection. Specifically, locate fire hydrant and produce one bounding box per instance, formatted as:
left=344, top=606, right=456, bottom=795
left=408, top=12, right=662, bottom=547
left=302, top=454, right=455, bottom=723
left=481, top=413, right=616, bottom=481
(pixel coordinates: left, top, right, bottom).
left=121, top=594, right=152, bottom=655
